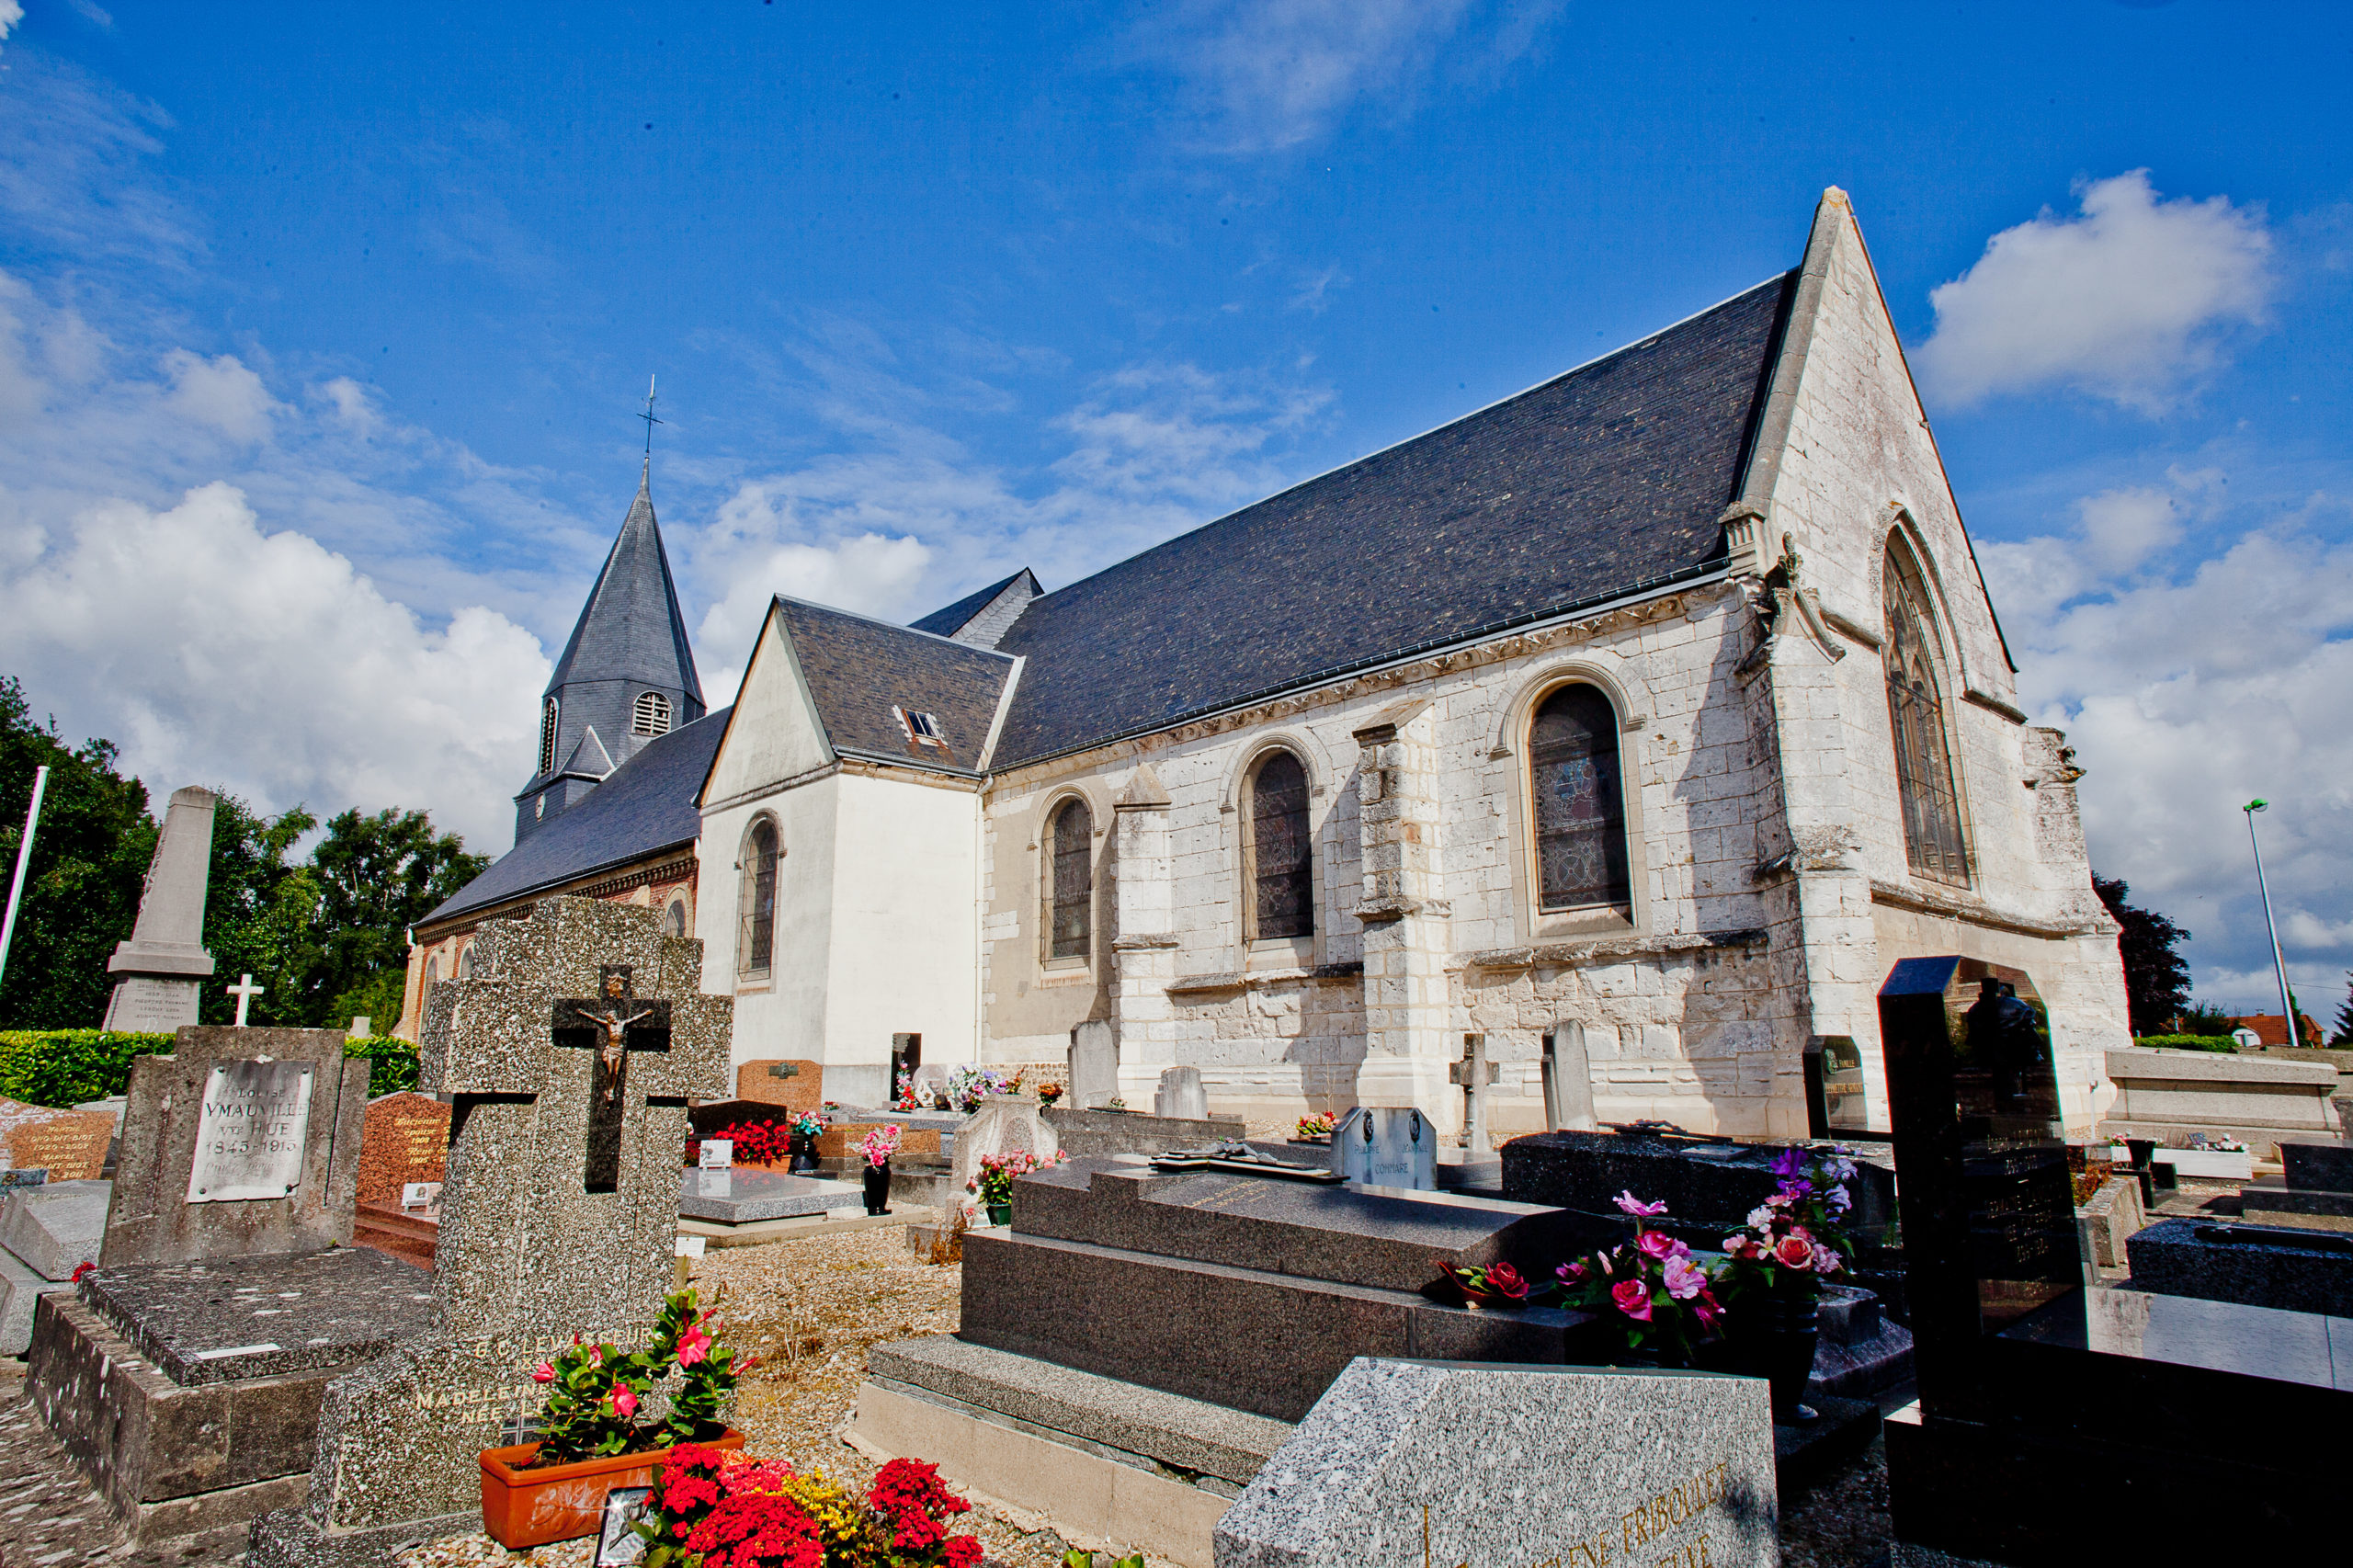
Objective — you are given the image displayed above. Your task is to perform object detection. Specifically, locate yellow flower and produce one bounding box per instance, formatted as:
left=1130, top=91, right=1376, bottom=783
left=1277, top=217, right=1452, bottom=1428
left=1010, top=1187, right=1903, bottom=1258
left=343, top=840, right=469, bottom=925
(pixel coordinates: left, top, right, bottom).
left=776, top=1471, right=887, bottom=1558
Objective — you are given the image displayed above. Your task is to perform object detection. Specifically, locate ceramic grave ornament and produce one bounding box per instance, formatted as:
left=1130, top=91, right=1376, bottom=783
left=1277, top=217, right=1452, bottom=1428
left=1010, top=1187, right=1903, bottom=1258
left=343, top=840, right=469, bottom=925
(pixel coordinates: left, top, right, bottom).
left=249, top=897, right=731, bottom=1565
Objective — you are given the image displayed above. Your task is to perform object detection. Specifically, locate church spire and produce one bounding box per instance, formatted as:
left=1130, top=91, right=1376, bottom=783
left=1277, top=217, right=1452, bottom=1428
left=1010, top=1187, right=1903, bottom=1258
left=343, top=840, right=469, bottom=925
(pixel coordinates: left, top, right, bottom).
left=516, top=460, right=706, bottom=843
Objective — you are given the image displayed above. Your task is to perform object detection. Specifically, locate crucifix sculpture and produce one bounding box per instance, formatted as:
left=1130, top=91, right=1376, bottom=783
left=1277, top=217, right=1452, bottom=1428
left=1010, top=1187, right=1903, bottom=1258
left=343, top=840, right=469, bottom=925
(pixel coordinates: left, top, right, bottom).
left=551, top=965, right=671, bottom=1191
left=1451, top=1031, right=1500, bottom=1154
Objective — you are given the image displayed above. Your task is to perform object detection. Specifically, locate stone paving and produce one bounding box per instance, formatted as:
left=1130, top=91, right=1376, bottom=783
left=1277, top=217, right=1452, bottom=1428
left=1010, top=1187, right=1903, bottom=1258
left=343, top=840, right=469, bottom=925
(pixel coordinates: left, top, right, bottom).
left=0, top=1374, right=247, bottom=1567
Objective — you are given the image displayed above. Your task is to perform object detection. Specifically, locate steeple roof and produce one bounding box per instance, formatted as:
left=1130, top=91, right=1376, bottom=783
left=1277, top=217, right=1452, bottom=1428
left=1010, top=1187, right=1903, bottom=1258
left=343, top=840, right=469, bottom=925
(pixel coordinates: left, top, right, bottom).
left=545, top=464, right=705, bottom=706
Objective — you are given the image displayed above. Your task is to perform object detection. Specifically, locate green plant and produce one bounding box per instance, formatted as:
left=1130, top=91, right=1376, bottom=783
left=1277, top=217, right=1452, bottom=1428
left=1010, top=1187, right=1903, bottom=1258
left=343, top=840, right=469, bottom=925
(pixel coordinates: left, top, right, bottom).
left=529, top=1287, right=742, bottom=1465
left=0, top=1029, right=170, bottom=1107
left=967, top=1149, right=1059, bottom=1208
left=343, top=1034, right=422, bottom=1095
left=1065, top=1552, right=1144, bottom=1568
left=2132, top=1034, right=2239, bottom=1052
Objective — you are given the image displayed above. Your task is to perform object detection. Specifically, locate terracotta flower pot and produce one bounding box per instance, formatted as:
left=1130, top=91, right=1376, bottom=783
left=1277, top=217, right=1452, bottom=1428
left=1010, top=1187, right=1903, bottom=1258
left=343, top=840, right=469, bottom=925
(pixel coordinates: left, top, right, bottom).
left=479, top=1430, right=745, bottom=1549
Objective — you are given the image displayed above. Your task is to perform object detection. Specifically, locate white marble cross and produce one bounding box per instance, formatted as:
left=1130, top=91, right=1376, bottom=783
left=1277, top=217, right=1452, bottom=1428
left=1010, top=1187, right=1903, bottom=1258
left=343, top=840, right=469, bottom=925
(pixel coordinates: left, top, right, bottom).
left=226, top=972, right=265, bottom=1027
left=1451, top=1031, right=1500, bottom=1153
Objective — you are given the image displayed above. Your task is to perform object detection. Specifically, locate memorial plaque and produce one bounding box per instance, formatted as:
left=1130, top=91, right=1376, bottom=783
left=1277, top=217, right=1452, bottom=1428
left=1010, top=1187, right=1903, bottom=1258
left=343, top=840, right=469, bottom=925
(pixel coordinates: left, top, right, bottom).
left=1334, top=1107, right=1437, bottom=1190
left=356, top=1092, right=451, bottom=1210
left=185, top=1061, right=315, bottom=1202
left=0, top=1097, right=117, bottom=1183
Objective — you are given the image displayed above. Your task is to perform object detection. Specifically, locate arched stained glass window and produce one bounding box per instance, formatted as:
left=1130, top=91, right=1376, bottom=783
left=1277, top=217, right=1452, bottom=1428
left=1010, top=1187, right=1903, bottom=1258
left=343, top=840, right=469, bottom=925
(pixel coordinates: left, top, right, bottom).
left=1248, top=751, right=1314, bottom=940
left=738, top=818, right=780, bottom=978
left=1883, top=545, right=1971, bottom=885
left=1529, top=685, right=1631, bottom=912
left=1047, top=798, right=1093, bottom=961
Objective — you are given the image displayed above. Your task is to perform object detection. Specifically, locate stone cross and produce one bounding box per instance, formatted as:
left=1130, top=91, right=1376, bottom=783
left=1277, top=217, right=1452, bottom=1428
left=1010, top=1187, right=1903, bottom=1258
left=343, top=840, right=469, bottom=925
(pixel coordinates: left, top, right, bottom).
left=256, top=897, right=730, bottom=1557
left=226, top=972, right=264, bottom=1027
left=1450, top=1032, right=1499, bottom=1153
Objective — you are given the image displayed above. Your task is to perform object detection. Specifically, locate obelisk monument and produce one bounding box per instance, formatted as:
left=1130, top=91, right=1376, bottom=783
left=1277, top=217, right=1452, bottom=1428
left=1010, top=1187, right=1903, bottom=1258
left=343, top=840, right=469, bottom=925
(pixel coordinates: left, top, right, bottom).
left=100, top=785, right=218, bottom=1030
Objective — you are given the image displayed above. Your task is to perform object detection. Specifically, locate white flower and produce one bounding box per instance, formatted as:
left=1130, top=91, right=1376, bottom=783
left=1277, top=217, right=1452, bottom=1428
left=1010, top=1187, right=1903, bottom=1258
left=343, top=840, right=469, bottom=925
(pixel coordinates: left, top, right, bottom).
left=1746, top=1206, right=1774, bottom=1230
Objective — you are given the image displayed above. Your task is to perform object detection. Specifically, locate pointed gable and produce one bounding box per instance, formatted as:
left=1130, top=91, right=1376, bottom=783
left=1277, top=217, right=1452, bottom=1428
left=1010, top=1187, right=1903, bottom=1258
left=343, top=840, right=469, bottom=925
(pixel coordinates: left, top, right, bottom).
left=910, top=568, right=1042, bottom=649
left=546, top=466, right=706, bottom=710
left=774, top=598, right=1017, bottom=777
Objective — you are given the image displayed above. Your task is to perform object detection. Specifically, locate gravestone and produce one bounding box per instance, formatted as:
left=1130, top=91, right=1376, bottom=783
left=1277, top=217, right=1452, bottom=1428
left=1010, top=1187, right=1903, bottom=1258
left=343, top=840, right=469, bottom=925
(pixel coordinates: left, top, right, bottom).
left=1540, top=1021, right=1597, bottom=1132
left=1154, top=1064, right=1209, bottom=1120
left=1067, top=1019, right=1118, bottom=1110
left=731, top=1057, right=824, bottom=1115
left=248, top=896, right=731, bottom=1566
left=101, top=1028, right=370, bottom=1267
left=951, top=1096, right=1059, bottom=1196
left=1212, top=1358, right=1777, bottom=1568
left=23, top=1026, right=402, bottom=1546
left=100, top=786, right=219, bottom=1032
left=0, top=1096, right=117, bottom=1181
left=2237, top=1139, right=2353, bottom=1233
left=0, top=1178, right=108, bottom=1354
left=1451, top=1033, right=1499, bottom=1153
left=1877, top=956, right=2352, bottom=1562
left=1333, top=1106, right=1437, bottom=1189
left=353, top=1092, right=449, bottom=1211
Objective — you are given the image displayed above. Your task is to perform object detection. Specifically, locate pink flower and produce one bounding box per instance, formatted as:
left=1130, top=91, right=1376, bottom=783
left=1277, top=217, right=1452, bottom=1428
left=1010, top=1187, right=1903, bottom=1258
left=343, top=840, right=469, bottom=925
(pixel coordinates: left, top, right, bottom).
left=1636, top=1230, right=1677, bottom=1259
left=1610, top=1279, right=1653, bottom=1321
left=1560, top=1260, right=1589, bottom=1281
left=1483, top=1263, right=1531, bottom=1300
left=610, top=1386, right=639, bottom=1418
left=531, top=1361, right=555, bottom=1383
left=676, top=1327, right=712, bottom=1368
left=1811, top=1243, right=1844, bottom=1275
left=1662, top=1255, right=1708, bottom=1301
left=1774, top=1234, right=1814, bottom=1269
left=1615, top=1191, right=1669, bottom=1217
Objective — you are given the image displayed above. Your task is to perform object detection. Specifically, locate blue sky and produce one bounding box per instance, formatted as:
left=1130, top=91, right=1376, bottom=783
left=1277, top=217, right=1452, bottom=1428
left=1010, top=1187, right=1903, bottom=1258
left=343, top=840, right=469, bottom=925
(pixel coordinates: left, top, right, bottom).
left=1, top=2, right=2348, bottom=1013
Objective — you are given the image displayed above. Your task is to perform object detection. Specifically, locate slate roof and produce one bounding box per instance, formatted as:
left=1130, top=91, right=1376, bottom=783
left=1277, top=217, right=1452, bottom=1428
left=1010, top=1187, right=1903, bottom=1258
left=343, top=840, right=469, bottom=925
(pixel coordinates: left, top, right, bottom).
left=545, top=465, right=707, bottom=709
left=423, top=706, right=730, bottom=929
left=908, top=569, right=1037, bottom=641
left=776, top=598, right=1016, bottom=778
left=975, top=273, right=1796, bottom=768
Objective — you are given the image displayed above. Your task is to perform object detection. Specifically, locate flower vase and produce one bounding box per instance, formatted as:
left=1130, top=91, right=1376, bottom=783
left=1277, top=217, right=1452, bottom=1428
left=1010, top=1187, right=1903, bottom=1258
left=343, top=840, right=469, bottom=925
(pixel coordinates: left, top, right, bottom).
left=1733, top=1289, right=1820, bottom=1422
left=862, top=1160, right=892, bottom=1215
left=985, top=1200, right=1013, bottom=1228
left=789, top=1132, right=820, bottom=1175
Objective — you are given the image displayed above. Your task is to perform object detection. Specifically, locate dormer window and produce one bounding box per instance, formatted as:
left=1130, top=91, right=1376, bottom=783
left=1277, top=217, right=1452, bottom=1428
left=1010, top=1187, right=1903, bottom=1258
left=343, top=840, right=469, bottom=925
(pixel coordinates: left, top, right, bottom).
left=632, top=690, right=674, bottom=737
left=894, top=707, right=947, bottom=747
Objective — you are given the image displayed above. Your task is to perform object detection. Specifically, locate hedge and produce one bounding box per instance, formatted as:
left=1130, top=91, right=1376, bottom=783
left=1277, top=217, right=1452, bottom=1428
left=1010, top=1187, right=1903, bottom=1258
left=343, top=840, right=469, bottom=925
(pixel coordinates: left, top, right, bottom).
left=2133, top=1034, right=2240, bottom=1053
left=0, top=1029, right=172, bottom=1108
left=0, top=1028, right=423, bottom=1108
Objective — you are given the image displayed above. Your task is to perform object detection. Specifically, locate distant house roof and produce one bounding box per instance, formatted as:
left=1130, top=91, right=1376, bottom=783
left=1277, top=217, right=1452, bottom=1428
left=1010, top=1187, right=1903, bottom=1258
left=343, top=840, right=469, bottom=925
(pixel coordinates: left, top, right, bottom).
left=423, top=706, right=730, bottom=930
left=946, top=272, right=1794, bottom=769
left=2231, top=1013, right=2324, bottom=1048
left=775, top=598, right=1016, bottom=778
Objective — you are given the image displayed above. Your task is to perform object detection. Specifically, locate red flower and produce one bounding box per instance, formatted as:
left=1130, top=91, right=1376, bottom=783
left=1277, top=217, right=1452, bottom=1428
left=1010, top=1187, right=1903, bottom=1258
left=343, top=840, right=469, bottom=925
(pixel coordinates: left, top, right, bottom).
left=1483, top=1263, right=1530, bottom=1299
left=944, top=1536, right=984, bottom=1568
left=676, top=1326, right=713, bottom=1368
left=71, top=1261, right=95, bottom=1282
left=531, top=1361, right=554, bottom=1383
left=1773, top=1234, right=1813, bottom=1269
left=1611, top=1279, right=1653, bottom=1321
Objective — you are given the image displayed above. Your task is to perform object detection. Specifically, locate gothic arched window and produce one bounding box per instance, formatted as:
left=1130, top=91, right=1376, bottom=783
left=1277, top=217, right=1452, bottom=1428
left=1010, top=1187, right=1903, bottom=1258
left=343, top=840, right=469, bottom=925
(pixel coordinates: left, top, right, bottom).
left=632, top=690, right=674, bottom=737
left=738, top=818, right=780, bottom=979
left=1883, top=543, right=1971, bottom=885
left=1529, top=684, right=1631, bottom=912
left=664, top=896, right=688, bottom=938
left=538, top=696, right=559, bottom=775
left=1246, top=750, right=1314, bottom=941
left=1046, top=798, right=1093, bottom=961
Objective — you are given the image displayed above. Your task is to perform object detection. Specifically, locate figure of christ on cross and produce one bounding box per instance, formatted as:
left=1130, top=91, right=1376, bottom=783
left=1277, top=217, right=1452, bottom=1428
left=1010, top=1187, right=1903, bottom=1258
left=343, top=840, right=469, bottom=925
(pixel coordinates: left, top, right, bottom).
left=550, top=965, right=672, bottom=1192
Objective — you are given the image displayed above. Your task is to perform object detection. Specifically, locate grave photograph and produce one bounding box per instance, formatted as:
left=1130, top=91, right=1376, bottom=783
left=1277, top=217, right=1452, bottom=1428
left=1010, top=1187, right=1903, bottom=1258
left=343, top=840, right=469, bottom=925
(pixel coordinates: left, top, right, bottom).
left=2, top=10, right=2347, bottom=1568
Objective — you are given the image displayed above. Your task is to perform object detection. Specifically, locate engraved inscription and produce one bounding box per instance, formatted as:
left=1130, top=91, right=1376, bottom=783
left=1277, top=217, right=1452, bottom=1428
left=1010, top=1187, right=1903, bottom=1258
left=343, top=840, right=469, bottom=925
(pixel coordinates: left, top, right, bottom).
left=185, top=1061, right=314, bottom=1202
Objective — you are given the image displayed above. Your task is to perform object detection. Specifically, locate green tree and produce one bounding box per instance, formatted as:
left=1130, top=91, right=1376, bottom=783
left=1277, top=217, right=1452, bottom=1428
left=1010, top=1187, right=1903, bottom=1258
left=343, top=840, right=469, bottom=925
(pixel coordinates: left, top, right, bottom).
left=197, top=794, right=324, bottom=1027
left=2332, top=973, right=2353, bottom=1050
left=0, top=677, right=157, bottom=1029
left=328, top=966, right=409, bottom=1037
left=302, top=807, right=485, bottom=1024
left=2094, top=874, right=2195, bottom=1036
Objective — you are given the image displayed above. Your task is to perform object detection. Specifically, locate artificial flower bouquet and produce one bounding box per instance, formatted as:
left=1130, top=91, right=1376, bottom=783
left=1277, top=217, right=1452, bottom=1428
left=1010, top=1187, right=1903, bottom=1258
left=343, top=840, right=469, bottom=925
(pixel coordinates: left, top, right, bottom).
left=1036, top=1080, right=1063, bottom=1107
left=943, top=1064, right=1020, bottom=1113
left=1295, top=1112, right=1336, bottom=1142
left=791, top=1112, right=824, bottom=1139
left=967, top=1148, right=1062, bottom=1210
left=1712, top=1147, right=1856, bottom=1306
left=1431, top=1259, right=1533, bottom=1308
left=1552, top=1191, right=1724, bottom=1364
left=529, top=1288, right=743, bottom=1466
left=858, top=1125, right=903, bottom=1168
left=693, top=1120, right=788, bottom=1166
left=634, top=1449, right=983, bottom=1568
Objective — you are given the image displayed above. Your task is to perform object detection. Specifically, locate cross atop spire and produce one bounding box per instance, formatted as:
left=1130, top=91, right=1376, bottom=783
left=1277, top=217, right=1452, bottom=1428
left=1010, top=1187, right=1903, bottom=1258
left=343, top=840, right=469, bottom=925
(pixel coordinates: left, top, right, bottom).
left=639, top=374, right=663, bottom=461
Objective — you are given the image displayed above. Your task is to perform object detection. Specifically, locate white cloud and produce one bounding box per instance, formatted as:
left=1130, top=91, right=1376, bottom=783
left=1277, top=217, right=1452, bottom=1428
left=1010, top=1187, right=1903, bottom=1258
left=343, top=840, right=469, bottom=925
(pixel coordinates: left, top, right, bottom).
left=1981, top=475, right=2353, bottom=1009
left=1130, top=0, right=1552, bottom=153
left=162, top=349, right=278, bottom=442
left=0, top=484, right=548, bottom=848
left=1917, top=171, right=2274, bottom=413
left=0, top=4, right=22, bottom=47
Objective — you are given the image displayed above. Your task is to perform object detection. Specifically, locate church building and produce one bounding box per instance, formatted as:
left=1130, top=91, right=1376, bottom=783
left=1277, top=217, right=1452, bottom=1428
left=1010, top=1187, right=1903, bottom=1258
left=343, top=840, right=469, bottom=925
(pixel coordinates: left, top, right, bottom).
left=407, top=190, right=2131, bottom=1140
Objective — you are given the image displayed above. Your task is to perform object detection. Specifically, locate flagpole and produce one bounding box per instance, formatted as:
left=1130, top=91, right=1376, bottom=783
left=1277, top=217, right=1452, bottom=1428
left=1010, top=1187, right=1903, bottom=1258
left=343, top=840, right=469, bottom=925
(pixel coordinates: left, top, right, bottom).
left=0, top=765, right=51, bottom=991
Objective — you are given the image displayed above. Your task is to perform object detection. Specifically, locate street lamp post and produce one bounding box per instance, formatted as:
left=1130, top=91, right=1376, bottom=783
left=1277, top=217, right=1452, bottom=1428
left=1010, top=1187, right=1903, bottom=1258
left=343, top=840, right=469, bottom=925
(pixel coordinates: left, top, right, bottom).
left=2244, top=800, right=2299, bottom=1046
